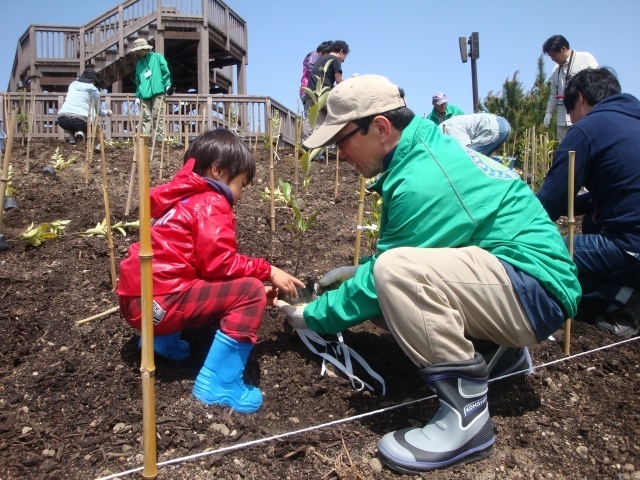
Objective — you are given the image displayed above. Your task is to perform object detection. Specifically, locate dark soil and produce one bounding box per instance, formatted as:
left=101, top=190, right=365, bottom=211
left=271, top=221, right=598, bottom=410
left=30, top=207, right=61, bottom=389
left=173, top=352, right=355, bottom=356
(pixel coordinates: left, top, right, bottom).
left=0, top=138, right=638, bottom=480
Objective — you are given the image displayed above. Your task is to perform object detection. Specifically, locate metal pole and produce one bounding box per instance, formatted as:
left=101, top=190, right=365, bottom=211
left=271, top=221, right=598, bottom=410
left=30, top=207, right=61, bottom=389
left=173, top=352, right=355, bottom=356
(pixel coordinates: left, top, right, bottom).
left=471, top=57, right=479, bottom=113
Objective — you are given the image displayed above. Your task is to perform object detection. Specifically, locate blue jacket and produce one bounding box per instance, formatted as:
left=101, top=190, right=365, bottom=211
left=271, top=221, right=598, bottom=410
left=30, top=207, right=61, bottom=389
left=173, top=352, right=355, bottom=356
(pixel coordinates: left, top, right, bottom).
left=537, top=94, right=640, bottom=255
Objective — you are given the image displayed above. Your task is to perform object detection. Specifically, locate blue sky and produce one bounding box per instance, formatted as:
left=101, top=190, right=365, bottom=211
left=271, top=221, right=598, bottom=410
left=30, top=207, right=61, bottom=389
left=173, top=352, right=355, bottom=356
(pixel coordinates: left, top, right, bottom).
left=1, top=0, right=639, bottom=117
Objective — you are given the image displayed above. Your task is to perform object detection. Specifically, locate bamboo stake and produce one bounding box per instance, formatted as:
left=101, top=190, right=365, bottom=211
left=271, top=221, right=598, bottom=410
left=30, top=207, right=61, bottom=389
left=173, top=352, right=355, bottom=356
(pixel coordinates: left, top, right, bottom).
left=85, top=114, right=100, bottom=185
left=353, top=175, right=367, bottom=266
left=25, top=89, right=36, bottom=172
left=98, top=128, right=117, bottom=290
left=333, top=146, right=340, bottom=199
left=522, top=128, right=530, bottom=184
left=0, top=109, right=18, bottom=233
left=530, top=125, right=536, bottom=192
left=268, top=117, right=275, bottom=232
left=125, top=108, right=144, bottom=216
left=75, top=306, right=119, bottom=326
left=159, top=101, right=168, bottom=181
left=137, top=135, right=158, bottom=479
left=542, top=132, right=549, bottom=178
left=564, top=150, right=576, bottom=356
left=293, top=117, right=302, bottom=198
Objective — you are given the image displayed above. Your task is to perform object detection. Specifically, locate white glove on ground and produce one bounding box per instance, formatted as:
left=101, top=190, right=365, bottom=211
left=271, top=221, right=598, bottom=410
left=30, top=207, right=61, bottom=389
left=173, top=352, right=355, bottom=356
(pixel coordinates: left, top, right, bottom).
left=543, top=113, right=552, bottom=128
left=275, top=300, right=308, bottom=330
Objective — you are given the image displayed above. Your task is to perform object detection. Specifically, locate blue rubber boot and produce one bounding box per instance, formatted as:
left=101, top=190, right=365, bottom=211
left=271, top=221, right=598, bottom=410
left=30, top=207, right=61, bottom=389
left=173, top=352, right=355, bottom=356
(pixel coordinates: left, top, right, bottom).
left=192, top=331, right=262, bottom=413
left=138, top=331, right=190, bottom=361
left=378, top=354, right=495, bottom=473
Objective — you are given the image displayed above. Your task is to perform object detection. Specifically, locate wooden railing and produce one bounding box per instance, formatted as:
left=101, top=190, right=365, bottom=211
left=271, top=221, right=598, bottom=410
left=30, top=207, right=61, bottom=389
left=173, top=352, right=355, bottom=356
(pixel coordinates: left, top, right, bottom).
left=9, top=0, right=247, bottom=90
left=1, top=93, right=298, bottom=147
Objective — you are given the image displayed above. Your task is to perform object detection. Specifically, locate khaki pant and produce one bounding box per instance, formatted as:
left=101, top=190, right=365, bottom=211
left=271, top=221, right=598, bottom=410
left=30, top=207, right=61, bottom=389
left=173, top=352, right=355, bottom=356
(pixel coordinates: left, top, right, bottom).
left=373, top=246, right=538, bottom=368
left=141, top=95, right=165, bottom=141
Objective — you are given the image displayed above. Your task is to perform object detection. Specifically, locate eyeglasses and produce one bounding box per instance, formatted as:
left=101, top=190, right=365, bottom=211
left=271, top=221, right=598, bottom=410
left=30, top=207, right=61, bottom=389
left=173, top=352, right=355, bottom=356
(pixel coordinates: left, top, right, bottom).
left=333, top=126, right=361, bottom=147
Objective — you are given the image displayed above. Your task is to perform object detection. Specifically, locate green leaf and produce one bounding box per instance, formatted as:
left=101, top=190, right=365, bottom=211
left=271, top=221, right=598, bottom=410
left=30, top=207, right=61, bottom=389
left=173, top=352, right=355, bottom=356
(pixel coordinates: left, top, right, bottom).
left=301, top=151, right=310, bottom=176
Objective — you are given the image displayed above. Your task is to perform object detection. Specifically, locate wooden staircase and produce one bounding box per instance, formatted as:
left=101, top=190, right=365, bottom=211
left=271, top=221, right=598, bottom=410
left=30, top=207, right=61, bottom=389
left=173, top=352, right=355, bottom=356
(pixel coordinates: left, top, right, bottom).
left=8, top=0, right=248, bottom=96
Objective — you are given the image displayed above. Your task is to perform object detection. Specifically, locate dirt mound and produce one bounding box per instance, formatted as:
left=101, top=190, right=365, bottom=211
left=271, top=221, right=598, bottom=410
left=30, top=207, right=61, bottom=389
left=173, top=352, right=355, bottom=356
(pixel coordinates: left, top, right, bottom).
left=0, top=138, right=638, bottom=479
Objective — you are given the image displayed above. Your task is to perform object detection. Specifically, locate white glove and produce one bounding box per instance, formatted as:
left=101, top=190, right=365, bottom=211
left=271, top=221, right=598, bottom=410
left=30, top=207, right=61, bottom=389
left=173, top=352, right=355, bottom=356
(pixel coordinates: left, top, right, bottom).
left=543, top=113, right=552, bottom=128
left=317, top=265, right=359, bottom=289
left=106, top=109, right=113, bottom=116
left=275, top=300, right=308, bottom=330
left=134, top=98, right=141, bottom=107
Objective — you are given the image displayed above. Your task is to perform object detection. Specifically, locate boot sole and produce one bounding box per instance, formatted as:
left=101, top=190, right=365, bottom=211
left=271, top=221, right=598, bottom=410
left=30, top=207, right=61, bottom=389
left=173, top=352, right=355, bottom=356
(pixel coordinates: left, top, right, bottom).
left=192, top=388, right=261, bottom=414
left=379, top=443, right=494, bottom=474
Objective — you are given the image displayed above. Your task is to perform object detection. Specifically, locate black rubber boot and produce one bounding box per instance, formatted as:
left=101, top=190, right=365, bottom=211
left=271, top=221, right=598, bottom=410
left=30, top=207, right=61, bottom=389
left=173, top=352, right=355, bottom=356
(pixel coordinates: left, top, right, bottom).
left=471, top=338, right=533, bottom=382
left=378, top=353, right=495, bottom=473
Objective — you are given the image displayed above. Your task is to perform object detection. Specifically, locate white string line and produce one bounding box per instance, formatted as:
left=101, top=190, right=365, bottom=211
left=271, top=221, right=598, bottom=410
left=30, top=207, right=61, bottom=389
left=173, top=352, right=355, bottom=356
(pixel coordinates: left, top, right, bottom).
left=95, top=335, right=639, bottom=480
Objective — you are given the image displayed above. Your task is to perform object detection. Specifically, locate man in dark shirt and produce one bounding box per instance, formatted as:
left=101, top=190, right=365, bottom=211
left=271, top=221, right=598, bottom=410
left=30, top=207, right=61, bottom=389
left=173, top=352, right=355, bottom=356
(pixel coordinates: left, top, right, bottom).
left=301, top=40, right=350, bottom=150
left=537, top=67, right=640, bottom=339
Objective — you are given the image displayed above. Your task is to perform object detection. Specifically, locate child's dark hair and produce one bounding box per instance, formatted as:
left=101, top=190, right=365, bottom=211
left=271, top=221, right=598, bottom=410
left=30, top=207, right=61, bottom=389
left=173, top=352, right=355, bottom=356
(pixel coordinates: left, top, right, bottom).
left=184, top=129, right=256, bottom=183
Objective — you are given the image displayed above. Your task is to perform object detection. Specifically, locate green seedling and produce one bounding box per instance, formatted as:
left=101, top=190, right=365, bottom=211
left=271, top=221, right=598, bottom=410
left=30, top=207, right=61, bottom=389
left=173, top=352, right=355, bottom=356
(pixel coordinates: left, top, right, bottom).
left=50, top=148, right=77, bottom=171
left=81, top=219, right=139, bottom=237
left=19, top=220, right=70, bottom=247
left=363, top=194, right=382, bottom=251
left=300, top=58, right=334, bottom=134
left=6, top=165, right=17, bottom=197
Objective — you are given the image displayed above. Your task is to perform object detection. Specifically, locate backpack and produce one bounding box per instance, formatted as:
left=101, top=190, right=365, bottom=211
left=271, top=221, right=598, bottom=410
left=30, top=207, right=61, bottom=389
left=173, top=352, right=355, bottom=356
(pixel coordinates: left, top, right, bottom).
left=300, top=50, right=320, bottom=95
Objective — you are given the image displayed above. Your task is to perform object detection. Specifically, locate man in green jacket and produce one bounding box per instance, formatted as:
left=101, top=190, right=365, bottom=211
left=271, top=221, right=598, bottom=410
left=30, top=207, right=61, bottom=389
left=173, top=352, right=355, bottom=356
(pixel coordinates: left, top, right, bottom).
left=131, top=38, right=172, bottom=142
left=427, top=91, right=464, bottom=125
left=276, top=74, right=580, bottom=474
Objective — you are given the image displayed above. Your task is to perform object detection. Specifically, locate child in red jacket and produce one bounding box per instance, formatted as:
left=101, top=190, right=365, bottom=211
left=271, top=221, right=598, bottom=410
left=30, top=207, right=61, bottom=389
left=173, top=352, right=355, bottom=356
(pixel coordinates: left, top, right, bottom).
left=117, top=129, right=304, bottom=413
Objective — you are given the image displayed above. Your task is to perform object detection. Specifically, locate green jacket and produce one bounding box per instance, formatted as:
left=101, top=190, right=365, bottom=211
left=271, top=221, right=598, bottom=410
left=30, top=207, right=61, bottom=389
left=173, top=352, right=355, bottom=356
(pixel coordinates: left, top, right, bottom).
left=135, top=51, right=171, bottom=100
left=304, top=116, right=580, bottom=335
left=427, top=104, right=464, bottom=124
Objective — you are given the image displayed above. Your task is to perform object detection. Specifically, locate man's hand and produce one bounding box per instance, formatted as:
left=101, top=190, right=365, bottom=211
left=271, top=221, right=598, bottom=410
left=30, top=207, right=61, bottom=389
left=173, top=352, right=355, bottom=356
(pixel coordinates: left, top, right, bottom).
left=275, top=300, right=308, bottom=330
left=317, top=265, right=358, bottom=290
left=543, top=113, right=552, bottom=128
left=106, top=109, right=113, bottom=116
left=134, top=98, right=141, bottom=108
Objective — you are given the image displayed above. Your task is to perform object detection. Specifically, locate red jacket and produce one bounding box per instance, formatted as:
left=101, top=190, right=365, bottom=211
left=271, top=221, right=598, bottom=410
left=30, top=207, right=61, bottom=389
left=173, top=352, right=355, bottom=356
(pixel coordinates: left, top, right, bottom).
left=116, top=158, right=271, bottom=297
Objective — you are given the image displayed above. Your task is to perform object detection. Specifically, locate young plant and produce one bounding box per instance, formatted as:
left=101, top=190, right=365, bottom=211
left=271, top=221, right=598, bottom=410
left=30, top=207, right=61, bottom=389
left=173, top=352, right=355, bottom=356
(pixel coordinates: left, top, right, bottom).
left=50, top=148, right=77, bottom=171
left=19, top=220, right=70, bottom=247
left=300, top=58, right=335, bottom=138
left=5, top=165, right=17, bottom=198
left=81, top=219, right=139, bottom=237
left=363, top=193, right=382, bottom=251
left=268, top=178, right=321, bottom=276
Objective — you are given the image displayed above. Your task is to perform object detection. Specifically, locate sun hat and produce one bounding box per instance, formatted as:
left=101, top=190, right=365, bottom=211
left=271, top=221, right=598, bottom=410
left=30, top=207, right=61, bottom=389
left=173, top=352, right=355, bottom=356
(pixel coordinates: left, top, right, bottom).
left=78, top=69, right=103, bottom=88
left=303, top=74, right=406, bottom=149
left=432, top=92, right=448, bottom=105
left=131, top=38, right=153, bottom=52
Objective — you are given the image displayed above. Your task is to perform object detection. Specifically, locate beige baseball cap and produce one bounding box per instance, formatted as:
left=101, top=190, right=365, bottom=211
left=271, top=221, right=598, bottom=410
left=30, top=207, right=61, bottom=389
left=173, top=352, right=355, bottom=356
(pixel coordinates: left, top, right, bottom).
left=303, top=74, right=406, bottom=149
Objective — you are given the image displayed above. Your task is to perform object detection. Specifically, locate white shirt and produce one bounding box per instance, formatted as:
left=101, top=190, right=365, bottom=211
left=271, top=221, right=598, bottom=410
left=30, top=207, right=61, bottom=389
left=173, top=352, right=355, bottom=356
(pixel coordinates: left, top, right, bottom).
left=545, top=50, right=598, bottom=126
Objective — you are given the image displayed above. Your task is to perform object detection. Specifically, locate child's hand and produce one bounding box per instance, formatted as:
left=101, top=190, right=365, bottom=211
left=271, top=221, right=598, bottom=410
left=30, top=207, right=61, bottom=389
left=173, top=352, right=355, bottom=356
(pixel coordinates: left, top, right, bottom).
left=270, top=266, right=305, bottom=299
left=265, top=286, right=279, bottom=307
